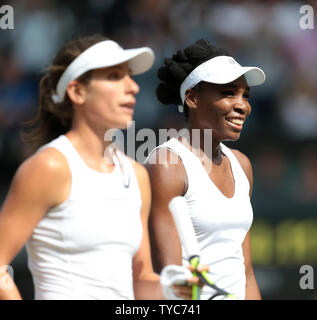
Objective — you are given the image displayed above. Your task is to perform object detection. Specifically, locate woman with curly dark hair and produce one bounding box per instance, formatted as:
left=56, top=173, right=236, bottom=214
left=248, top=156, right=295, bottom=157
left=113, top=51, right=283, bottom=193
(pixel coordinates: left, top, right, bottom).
left=145, top=39, right=266, bottom=300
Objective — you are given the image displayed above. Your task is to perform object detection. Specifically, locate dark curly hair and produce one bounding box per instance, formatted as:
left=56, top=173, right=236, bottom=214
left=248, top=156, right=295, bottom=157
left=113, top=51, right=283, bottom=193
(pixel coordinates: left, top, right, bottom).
left=156, top=39, right=231, bottom=119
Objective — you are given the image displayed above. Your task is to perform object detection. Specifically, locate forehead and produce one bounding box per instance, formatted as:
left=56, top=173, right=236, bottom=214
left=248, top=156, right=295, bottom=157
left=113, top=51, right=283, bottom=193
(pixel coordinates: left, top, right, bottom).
left=201, top=75, right=250, bottom=91
left=223, top=76, right=249, bottom=90
left=92, top=62, right=131, bottom=75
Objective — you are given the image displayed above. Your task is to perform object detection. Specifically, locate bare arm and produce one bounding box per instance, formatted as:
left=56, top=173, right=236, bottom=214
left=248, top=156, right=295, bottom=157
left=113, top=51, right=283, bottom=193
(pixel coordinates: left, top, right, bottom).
left=232, top=149, right=262, bottom=300
left=134, top=156, right=203, bottom=300
left=131, top=161, right=163, bottom=299
left=145, top=149, right=187, bottom=273
left=242, top=231, right=261, bottom=300
left=0, top=148, right=70, bottom=300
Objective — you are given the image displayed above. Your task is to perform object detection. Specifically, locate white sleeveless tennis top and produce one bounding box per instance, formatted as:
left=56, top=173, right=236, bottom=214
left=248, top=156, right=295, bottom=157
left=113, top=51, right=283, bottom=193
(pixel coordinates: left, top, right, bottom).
left=148, top=138, right=253, bottom=300
left=25, top=135, right=143, bottom=300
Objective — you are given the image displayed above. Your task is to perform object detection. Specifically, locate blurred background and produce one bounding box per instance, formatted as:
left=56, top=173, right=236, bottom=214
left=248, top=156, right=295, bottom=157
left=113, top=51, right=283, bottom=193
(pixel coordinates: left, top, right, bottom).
left=0, top=0, right=317, bottom=299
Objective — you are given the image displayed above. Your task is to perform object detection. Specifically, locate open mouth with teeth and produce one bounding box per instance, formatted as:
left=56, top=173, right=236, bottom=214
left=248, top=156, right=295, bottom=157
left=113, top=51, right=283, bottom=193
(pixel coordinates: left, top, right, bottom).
left=225, top=117, right=245, bottom=129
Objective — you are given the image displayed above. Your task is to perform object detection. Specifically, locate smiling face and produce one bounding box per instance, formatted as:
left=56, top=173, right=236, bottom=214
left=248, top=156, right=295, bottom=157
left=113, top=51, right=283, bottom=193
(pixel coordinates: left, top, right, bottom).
left=186, top=76, right=251, bottom=141
left=70, top=62, right=140, bottom=131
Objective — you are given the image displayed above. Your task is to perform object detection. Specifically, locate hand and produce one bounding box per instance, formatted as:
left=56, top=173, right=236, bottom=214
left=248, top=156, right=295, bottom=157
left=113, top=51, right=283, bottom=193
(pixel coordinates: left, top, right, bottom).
left=171, top=264, right=210, bottom=300
left=160, top=264, right=209, bottom=300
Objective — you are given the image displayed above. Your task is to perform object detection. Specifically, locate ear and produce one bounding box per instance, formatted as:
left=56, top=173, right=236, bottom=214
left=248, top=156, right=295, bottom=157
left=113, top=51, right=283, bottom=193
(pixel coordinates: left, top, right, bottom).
left=66, top=80, right=87, bottom=105
left=185, top=88, right=199, bottom=110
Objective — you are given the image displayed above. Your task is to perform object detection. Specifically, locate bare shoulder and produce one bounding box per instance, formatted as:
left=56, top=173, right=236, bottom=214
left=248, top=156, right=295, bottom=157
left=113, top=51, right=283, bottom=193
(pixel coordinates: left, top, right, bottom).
left=12, top=147, right=71, bottom=208
left=0, top=148, right=71, bottom=262
left=16, top=147, right=70, bottom=181
left=144, top=148, right=186, bottom=197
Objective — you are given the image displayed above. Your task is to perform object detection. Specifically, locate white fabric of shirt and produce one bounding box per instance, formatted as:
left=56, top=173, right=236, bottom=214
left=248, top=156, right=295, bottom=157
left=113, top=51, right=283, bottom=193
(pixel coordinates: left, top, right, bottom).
left=26, top=135, right=143, bottom=300
left=147, top=138, right=253, bottom=300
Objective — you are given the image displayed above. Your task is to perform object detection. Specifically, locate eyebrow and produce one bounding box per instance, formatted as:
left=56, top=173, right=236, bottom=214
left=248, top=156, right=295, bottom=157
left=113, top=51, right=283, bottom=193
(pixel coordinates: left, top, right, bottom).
left=223, top=83, right=250, bottom=92
left=107, top=64, right=133, bottom=75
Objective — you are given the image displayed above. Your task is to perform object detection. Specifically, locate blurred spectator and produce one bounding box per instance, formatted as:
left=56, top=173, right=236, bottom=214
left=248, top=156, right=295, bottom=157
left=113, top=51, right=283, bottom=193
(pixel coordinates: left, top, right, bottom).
left=206, top=0, right=266, bottom=48
left=295, top=146, right=317, bottom=203
left=0, top=53, right=37, bottom=164
left=11, top=0, right=77, bottom=75
left=252, top=144, right=290, bottom=203
left=277, top=75, right=317, bottom=140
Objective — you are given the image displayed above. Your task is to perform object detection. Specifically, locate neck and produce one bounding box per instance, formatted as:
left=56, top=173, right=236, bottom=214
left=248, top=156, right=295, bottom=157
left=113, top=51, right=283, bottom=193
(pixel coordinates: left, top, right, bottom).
left=186, top=123, right=222, bottom=162
left=66, top=116, right=115, bottom=164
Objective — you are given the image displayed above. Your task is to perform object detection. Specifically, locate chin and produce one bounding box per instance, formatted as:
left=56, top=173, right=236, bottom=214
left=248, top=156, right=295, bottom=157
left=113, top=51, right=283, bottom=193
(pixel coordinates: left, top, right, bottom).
left=222, top=132, right=241, bottom=142
left=115, top=116, right=134, bottom=130
left=116, top=123, right=130, bottom=130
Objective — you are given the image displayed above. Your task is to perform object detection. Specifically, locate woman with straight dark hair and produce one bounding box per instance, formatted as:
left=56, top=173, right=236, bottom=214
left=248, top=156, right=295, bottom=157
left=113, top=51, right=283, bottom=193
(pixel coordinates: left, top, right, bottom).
left=0, top=35, right=198, bottom=300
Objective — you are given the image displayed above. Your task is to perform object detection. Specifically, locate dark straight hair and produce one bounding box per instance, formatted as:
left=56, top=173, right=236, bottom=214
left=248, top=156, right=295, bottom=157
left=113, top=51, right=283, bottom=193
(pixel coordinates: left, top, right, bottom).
left=23, top=34, right=109, bottom=150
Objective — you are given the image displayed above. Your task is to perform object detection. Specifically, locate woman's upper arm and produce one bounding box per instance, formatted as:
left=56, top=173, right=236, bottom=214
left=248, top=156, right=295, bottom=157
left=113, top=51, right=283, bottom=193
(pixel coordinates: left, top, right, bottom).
left=131, top=161, right=154, bottom=283
left=144, top=149, right=187, bottom=272
left=0, top=148, right=70, bottom=265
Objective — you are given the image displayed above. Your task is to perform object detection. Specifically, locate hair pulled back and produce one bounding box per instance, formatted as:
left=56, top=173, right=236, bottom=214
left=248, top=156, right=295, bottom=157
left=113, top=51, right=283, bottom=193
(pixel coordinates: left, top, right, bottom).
left=156, top=39, right=230, bottom=118
left=24, top=34, right=109, bottom=149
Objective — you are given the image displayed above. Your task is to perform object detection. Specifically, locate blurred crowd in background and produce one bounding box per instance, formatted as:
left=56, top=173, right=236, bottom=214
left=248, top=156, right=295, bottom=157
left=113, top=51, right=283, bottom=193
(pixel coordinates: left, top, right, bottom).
left=0, top=0, right=317, bottom=299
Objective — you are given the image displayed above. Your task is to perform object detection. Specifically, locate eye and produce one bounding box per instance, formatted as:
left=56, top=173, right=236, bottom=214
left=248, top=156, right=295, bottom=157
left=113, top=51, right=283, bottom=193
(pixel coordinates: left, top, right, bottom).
left=107, top=70, right=124, bottom=80
left=243, top=93, right=250, bottom=100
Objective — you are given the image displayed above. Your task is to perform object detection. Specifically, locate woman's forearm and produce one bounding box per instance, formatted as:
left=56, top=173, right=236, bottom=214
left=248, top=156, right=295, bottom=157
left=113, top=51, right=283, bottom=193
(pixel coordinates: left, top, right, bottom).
left=245, top=269, right=261, bottom=300
left=134, top=272, right=165, bottom=300
left=0, top=271, right=22, bottom=300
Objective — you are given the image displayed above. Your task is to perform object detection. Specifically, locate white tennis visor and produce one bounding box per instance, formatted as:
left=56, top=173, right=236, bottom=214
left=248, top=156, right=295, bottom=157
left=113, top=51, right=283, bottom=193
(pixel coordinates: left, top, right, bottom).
left=52, top=40, right=155, bottom=103
left=180, top=55, right=266, bottom=104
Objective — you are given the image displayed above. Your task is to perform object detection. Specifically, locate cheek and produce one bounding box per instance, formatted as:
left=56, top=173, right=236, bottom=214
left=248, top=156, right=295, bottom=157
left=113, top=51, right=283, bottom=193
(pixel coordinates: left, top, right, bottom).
left=210, top=101, right=231, bottom=120
left=87, top=84, right=119, bottom=111
left=247, top=104, right=252, bottom=116
left=199, top=105, right=225, bottom=130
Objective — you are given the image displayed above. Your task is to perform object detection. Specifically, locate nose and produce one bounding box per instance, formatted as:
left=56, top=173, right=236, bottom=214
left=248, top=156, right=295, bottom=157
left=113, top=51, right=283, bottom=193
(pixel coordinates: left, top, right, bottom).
left=233, top=95, right=251, bottom=116
left=126, top=76, right=140, bottom=96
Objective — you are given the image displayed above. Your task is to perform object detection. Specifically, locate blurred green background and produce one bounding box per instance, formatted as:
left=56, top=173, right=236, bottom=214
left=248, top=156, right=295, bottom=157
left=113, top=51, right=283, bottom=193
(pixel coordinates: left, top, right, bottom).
left=0, top=0, right=317, bottom=299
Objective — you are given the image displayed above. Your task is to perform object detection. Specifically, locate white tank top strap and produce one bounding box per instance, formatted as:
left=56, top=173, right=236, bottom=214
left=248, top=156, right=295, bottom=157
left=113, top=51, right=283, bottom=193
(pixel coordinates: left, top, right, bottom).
left=113, top=148, right=134, bottom=189
left=38, top=135, right=89, bottom=173
left=219, top=143, right=250, bottom=197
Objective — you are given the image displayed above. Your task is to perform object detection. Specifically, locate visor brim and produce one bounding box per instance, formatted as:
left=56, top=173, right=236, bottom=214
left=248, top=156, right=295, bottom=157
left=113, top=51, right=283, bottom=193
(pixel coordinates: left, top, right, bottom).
left=202, top=66, right=265, bottom=87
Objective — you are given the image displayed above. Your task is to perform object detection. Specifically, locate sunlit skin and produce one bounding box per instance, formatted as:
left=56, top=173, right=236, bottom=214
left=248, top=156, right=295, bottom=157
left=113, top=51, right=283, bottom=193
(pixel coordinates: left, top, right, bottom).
left=180, top=76, right=252, bottom=199
left=186, top=76, right=251, bottom=156
left=80, top=63, right=140, bottom=131
left=65, top=63, right=140, bottom=173
left=146, top=75, right=262, bottom=300
left=68, top=62, right=139, bottom=145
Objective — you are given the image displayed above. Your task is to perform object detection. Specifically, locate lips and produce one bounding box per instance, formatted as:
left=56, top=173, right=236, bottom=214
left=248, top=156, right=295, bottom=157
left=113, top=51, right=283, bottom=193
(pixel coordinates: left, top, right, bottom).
left=226, top=118, right=244, bottom=125
left=120, top=102, right=135, bottom=113
left=225, top=117, right=245, bottom=130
